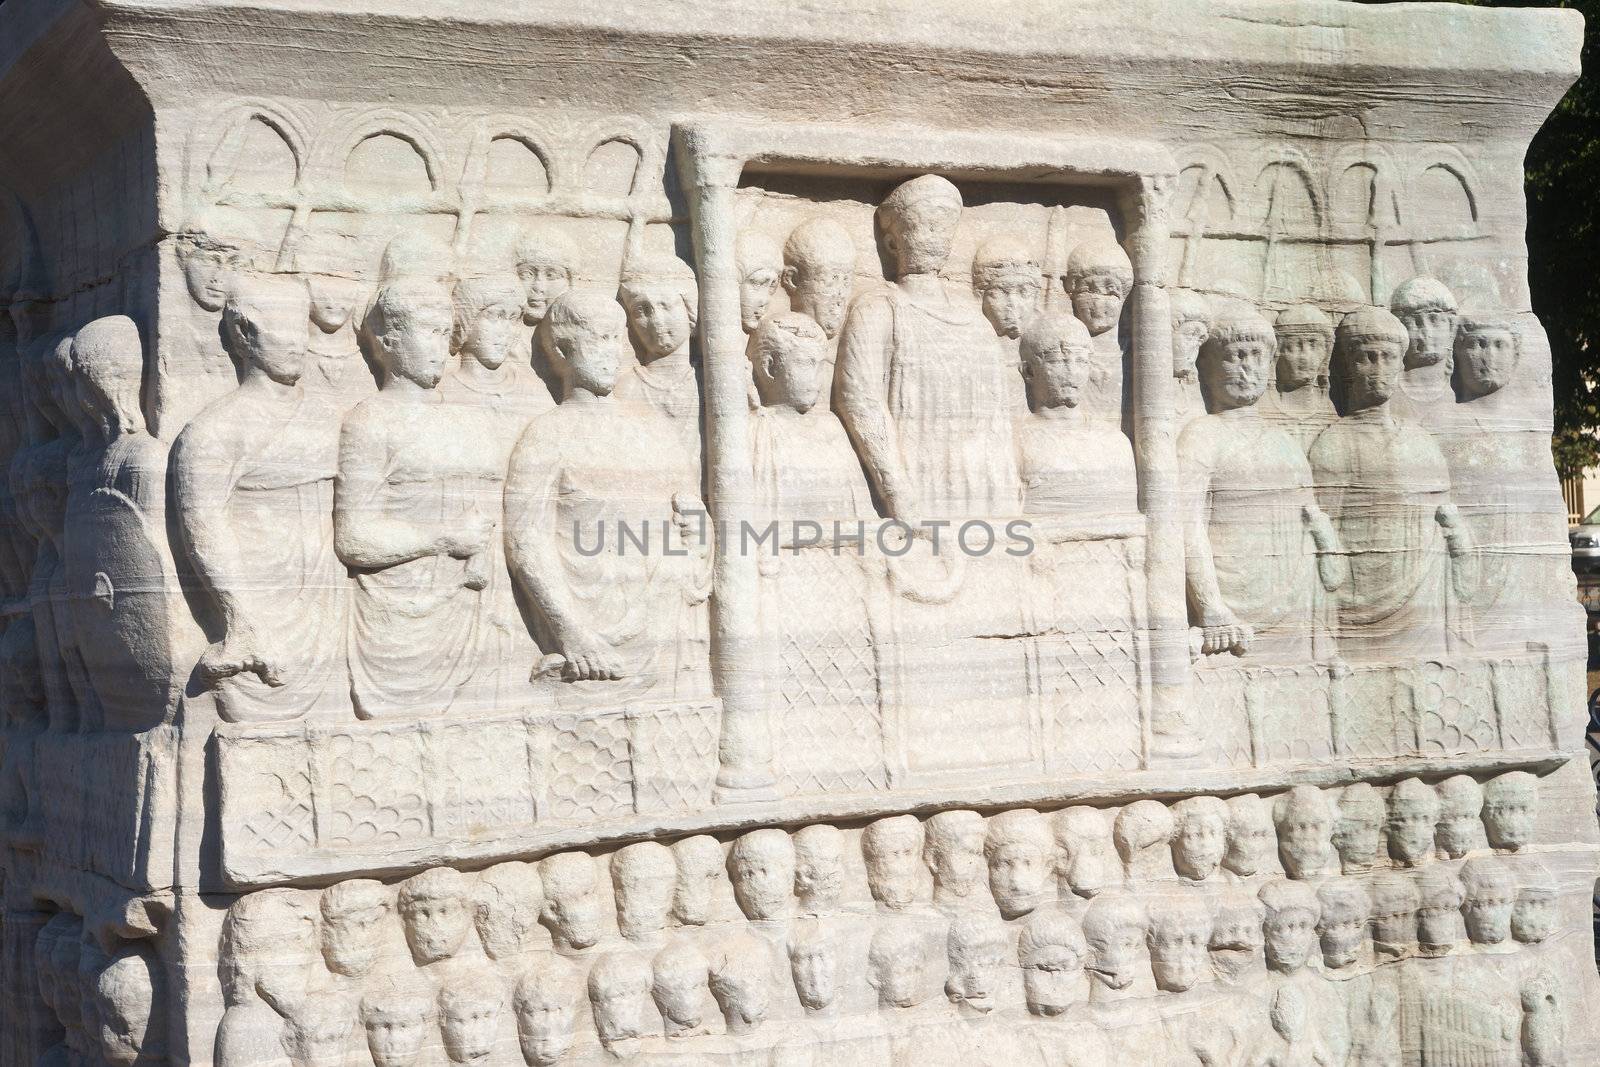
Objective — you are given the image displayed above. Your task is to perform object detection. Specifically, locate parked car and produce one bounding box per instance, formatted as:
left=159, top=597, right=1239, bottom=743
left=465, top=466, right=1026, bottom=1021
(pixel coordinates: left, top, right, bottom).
left=1572, top=505, right=1600, bottom=575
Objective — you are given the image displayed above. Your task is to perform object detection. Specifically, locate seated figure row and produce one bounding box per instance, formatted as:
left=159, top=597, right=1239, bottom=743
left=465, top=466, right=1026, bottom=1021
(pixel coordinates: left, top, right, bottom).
left=212, top=848, right=1563, bottom=1067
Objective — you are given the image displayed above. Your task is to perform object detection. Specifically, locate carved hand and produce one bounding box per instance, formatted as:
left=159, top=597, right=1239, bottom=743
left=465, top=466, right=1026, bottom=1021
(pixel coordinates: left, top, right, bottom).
left=1302, top=505, right=1349, bottom=591
left=1200, top=619, right=1253, bottom=657
left=199, top=627, right=286, bottom=688
left=436, top=513, right=497, bottom=560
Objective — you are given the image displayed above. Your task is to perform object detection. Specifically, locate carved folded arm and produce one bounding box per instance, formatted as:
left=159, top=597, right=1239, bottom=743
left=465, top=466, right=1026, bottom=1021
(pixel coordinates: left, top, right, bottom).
left=1302, top=502, right=1349, bottom=592
left=1178, top=448, right=1250, bottom=657
left=333, top=416, right=463, bottom=570
left=1436, top=501, right=1479, bottom=602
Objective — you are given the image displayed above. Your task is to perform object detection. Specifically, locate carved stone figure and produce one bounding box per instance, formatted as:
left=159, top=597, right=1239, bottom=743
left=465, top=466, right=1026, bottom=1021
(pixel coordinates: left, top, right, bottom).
left=1263, top=304, right=1336, bottom=451
left=1414, top=865, right=1465, bottom=956
left=513, top=960, right=582, bottom=1067
left=1017, top=907, right=1088, bottom=1017
left=709, top=936, right=773, bottom=1035
left=671, top=835, right=727, bottom=927
left=360, top=980, right=435, bottom=1067
left=1224, top=793, right=1277, bottom=880
left=1146, top=896, right=1212, bottom=994
left=1434, top=774, right=1487, bottom=859
left=304, top=272, right=375, bottom=412
left=1309, top=306, right=1474, bottom=666
left=217, top=889, right=318, bottom=1067
left=735, top=232, right=782, bottom=333
left=474, top=861, right=543, bottom=963
left=1061, top=236, right=1132, bottom=423
left=1512, top=865, right=1557, bottom=945
left=1483, top=770, right=1538, bottom=852
left=281, top=995, right=355, bottom=1067
left=398, top=866, right=475, bottom=967
left=1054, top=806, right=1116, bottom=900
left=515, top=222, right=579, bottom=328
left=781, top=216, right=856, bottom=343
left=1459, top=858, right=1517, bottom=947
left=1369, top=873, right=1420, bottom=961
left=1080, top=892, right=1149, bottom=999
left=1273, top=786, right=1333, bottom=881
left=1386, top=777, right=1440, bottom=868
left=438, top=976, right=503, bottom=1065
left=1180, top=309, right=1340, bottom=662
left=1331, top=782, right=1384, bottom=875
left=506, top=289, right=712, bottom=704
left=540, top=851, right=607, bottom=953
left=924, top=809, right=990, bottom=912
left=985, top=808, right=1053, bottom=919
left=587, top=952, right=653, bottom=1058
left=1315, top=879, right=1370, bottom=972
left=866, top=917, right=932, bottom=1011
left=1521, top=969, right=1567, bottom=1067
left=863, top=814, right=927, bottom=912
left=1170, top=795, right=1228, bottom=884
left=615, top=254, right=701, bottom=425
left=320, top=878, right=391, bottom=980
left=944, top=911, right=1009, bottom=1015
left=729, top=827, right=796, bottom=923
left=1388, top=276, right=1459, bottom=426
left=92, top=944, right=164, bottom=1067
left=788, top=921, right=842, bottom=1019
left=1260, top=879, right=1319, bottom=974
left=612, top=841, right=677, bottom=942
left=173, top=275, right=348, bottom=722
left=1114, top=799, right=1174, bottom=885
left=972, top=234, right=1042, bottom=342
left=652, top=940, right=712, bottom=1039
left=1169, top=288, right=1211, bottom=427
left=835, top=174, right=1021, bottom=521
left=337, top=276, right=501, bottom=718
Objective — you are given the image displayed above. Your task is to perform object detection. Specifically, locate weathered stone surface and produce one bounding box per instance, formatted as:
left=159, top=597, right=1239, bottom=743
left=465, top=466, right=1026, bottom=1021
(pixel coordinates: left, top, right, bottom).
left=0, top=0, right=1591, bottom=1063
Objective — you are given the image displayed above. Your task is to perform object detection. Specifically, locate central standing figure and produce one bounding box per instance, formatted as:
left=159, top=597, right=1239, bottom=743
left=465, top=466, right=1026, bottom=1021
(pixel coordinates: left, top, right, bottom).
left=835, top=174, right=1021, bottom=523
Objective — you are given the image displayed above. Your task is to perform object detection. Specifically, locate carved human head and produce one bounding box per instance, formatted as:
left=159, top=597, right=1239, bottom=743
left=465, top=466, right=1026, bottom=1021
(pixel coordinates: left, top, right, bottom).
left=1513, top=864, right=1557, bottom=945
left=728, top=828, right=796, bottom=922
left=734, top=231, right=782, bottom=333
left=514, top=222, right=579, bottom=323
left=319, top=878, right=392, bottom=978
left=708, top=937, right=772, bottom=1034
left=1170, top=288, right=1212, bottom=381
left=587, top=951, right=652, bottom=1053
left=1081, top=892, right=1149, bottom=992
left=866, top=917, right=931, bottom=1009
left=539, top=851, right=607, bottom=952
left=70, top=316, right=146, bottom=441
left=1259, top=879, right=1319, bottom=974
left=1146, top=895, right=1213, bottom=994
left=617, top=255, right=697, bottom=362
left=650, top=939, right=710, bottom=1035
left=1454, top=311, right=1521, bottom=400
left=307, top=274, right=364, bottom=334
left=177, top=232, right=242, bottom=313
left=750, top=311, right=828, bottom=413
left=1268, top=985, right=1310, bottom=1045
left=540, top=288, right=628, bottom=398
left=222, top=274, right=312, bottom=387
left=1273, top=303, right=1334, bottom=391
left=473, top=861, right=542, bottom=961
left=1170, top=796, right=1228, bottom=883
left=862, top=814, right=926, bottom=910
left=1389, top=275, right=1458, bottom=371
left=611, top=841, right=677, bottom=941
left=781, top=216, right=856, bottom=339
left=984, top=808, right=1053, bottom=919
left=1017, top=908, right=1087, bottom=1016
left=878, top=174, right=962, bottom=278
left=1369, top=873, right=1420, bottom=959
left=1332, top=782, right=1384, bottom=874
left=787, top=920, right=840, bottom=1014
left=1053, top=806, right=1115, bottom=899
left=438, top=976, right=503, bottom=1065
left=450, top=274, right=524, bottom=369
left=1272, top=786, right=1332, bottom=881
left=1415, top=866, right=1464, bottom=956
left=943, top=911, right=1009, bottom=1015
left=1113, top=799, right=1175, bottom=884
left=1458, top=858, right=1517, bottom=946
left=1019, top=309, right=1095, bottom=413
left=1063, top=237, right=1133, bottom=337
left=282, top=995, right=356, bottom=1067
left=360, top=979, right=435, bottom=1067
left=219, top=888, right=317, bottom=1009
left=792, top=823, right=845, bottom=913
left=972, top=233, right=1042, bottom=339
left=398, top=867, right=474, bottom=966
left=1483, top=771, right=1538, bottom=851
left=1334, top=306, right=1408, bottom=411
left=1386, top=778, right=1440, bottom=868
left=1434, top=775, right=1486, bottom=859
left=1208, top=892, right=1265, bottom=983
left=1315, top=878, right=1371, bottom=971
left=93, top=944, right=163, bottom=1067
left=1198, top=311, right=1275, bottom=413
left=924, top=809, right=988, bottom=905
left=365, top=277, right=454, bottom=390
left=670, top=835, right=727, bottom=926
left=513, top=960, right=582, bottom=1067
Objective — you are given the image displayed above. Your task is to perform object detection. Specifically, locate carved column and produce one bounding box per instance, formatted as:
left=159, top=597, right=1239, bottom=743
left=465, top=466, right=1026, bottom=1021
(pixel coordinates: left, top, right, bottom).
left=673, top=126, right=776, bottom=799
left=1121, top=172, right=1194, bottom=759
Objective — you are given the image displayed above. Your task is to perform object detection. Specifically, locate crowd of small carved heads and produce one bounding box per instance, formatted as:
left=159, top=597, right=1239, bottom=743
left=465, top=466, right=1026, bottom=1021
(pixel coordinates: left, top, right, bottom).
left=0, top=171, right=1540, bottom=743
left=201, top=769, right=1564, bottom=1066
left=32, top=911, right=164, bottom=1067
